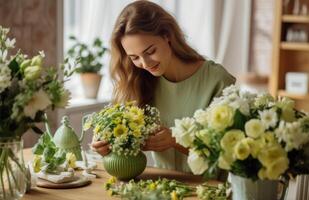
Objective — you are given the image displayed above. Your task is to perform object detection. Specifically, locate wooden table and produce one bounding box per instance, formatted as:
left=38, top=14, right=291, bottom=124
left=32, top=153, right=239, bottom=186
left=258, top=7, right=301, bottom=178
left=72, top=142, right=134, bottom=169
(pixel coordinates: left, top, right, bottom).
left=22, top=149, right=215, bottom=200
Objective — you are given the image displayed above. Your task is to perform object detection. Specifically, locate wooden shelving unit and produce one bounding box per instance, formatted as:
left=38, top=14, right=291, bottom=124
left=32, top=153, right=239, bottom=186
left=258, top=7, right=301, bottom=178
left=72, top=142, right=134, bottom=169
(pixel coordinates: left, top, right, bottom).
left=271, top=1, right=309, bottom=111
left=280, top=42, right=309, bottom=51
left=282, top=15, right=309, bottom=23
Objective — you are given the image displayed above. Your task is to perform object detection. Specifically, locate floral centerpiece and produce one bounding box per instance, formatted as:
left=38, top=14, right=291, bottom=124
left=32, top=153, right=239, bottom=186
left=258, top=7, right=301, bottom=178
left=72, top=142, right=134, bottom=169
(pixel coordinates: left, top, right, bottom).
left=171, top=85, right=309, bottom=200
left=0, top=26, right=72, bottom=199
left=84, top=102, right=160, bottom=180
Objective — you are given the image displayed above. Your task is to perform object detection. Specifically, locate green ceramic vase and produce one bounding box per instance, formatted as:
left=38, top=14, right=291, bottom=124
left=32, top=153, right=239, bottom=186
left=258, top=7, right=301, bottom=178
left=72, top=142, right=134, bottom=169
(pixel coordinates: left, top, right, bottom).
left=103, top=151, right=147, bottom=180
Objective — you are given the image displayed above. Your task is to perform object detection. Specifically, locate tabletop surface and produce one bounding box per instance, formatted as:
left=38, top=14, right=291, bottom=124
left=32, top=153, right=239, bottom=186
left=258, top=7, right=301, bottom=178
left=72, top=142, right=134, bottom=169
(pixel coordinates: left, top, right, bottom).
left=22, top=149, right=215, bottom=200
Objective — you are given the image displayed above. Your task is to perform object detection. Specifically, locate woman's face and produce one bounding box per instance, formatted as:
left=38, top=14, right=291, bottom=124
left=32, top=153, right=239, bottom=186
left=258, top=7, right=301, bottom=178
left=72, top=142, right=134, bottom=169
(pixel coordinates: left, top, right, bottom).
left=121, top=33, right=172, bottom=76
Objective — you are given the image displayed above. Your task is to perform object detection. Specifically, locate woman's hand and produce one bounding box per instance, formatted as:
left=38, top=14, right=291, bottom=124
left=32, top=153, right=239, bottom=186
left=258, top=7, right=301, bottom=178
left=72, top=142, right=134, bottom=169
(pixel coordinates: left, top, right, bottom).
left=91, top=140, right=110, bottom=156
left=142, top=127, right=176, bottom=152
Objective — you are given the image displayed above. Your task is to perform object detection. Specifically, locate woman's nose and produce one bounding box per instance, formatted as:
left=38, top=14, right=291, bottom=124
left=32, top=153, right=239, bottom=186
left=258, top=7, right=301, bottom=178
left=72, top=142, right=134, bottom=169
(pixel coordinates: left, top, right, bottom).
left=140, top=57, right=154, bottom=69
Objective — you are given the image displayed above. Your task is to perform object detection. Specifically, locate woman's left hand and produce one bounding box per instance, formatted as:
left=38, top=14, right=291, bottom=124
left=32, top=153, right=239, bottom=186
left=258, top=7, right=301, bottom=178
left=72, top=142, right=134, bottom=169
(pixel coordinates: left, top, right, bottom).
left=142, top=127, right=176, bottom=152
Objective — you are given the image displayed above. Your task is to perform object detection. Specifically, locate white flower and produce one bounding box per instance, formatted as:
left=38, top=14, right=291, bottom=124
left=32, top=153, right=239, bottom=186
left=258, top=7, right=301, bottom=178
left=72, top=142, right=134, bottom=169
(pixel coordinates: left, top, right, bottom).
left=0, top=50, right=8, bottom=62
left=5, top=38, right=15, bottom=48
left=171, top=117, right=196, bottom=148
left=222, top=85, right=239, bottom=97
left=0, top=65, right=12, bottom=93
left=227, top=94, right=250, bottom=115
left=188, top=149, right=208, bottom=175
left=55, top=89, right=71, bottom=108
left=275, top=121, right=309, bottom=151
left=259, top=109, right=278, bottom=129
left=245, top=119, right=265, bottom=138
left=193, top=109, right=208, bottom=126
left=254, top=93, right=275, bottom=108
left=24, top=89, right=52, bottom=119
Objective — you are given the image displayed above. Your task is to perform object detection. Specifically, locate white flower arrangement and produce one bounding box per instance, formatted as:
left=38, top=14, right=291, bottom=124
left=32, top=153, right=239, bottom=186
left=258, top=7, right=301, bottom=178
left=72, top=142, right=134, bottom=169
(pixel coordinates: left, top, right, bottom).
left=172, top=85, right=309, bottom=181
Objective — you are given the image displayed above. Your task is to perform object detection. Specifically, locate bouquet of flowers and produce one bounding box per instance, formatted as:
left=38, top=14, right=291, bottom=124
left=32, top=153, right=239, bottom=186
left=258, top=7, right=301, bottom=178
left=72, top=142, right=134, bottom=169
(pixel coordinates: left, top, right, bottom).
left=0, top=26, right=73, bottom=199
left=0, top=26, right=72, bottom=138
left=171, top=85, right=309, bottom=181
left=84, top=102, right=160, bottom=156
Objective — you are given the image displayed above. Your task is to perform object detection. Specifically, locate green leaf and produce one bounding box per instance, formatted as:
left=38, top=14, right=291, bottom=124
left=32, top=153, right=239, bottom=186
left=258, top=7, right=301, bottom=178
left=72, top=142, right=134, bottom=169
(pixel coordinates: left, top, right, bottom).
left=32, top=143, right=44, bottom=155
left=232, top=109, right=247, bottom=131
left=8, top=58, right=19, bottom=75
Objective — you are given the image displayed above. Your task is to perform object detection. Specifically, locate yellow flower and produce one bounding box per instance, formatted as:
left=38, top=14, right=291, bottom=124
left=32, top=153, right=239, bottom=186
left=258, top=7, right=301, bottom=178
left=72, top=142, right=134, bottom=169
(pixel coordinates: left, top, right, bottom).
left=234, top=139, right=251, bottom=160
left=107, top=176, right=117, bottom=184
left=258, top=167, right=267, bottom=180
left=94, top=125, right=102, bottom=134
left=220, top=129, right=245, bottom=152
left=66, top=152, right=76, bottom=168
left=265, top=157, right=289, bottom=180
left=245, top=119, right=264, bottom=138
left=171, top=190, right=178, bottom=200
left=259, top=132, right=276, bottom=147
left=258, top=146, right=286, bottom=167
left=218, top=153, right=235, bottom=170
left=209, top=104, right=234, bottom=131
left=148, top=182, right=157, bottom=190
left=113, top=124, right=128, bottom=137
left=243, top=138, right=260, bottom=158
left=112, top=117, right=122, bottom=125
left=32, top=155, right=42, bottom=173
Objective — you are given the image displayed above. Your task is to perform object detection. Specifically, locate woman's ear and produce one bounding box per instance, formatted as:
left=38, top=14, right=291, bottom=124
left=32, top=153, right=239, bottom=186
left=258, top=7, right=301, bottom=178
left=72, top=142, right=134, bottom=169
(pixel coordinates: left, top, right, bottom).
left=163, top=34, right=170, bottom=43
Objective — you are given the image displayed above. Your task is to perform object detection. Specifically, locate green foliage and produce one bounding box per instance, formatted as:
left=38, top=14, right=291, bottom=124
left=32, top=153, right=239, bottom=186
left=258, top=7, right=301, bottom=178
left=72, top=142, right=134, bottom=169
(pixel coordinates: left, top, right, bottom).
left=67, top=36, right=108, bottom=74
left=32, top=132, right=67, bottom=174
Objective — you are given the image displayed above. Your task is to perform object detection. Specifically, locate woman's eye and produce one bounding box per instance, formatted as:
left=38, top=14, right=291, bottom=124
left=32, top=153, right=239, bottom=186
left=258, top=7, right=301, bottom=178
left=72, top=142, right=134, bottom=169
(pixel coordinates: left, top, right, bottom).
left=130, top=56, right=138, bottom=61
left=146, top=48, right=156, bottom=55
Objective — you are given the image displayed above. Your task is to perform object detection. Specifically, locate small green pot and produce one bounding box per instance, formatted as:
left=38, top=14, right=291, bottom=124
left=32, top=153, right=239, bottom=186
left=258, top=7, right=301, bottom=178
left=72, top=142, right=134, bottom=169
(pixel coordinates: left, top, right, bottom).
left=103, top=151, right=147, bottom=180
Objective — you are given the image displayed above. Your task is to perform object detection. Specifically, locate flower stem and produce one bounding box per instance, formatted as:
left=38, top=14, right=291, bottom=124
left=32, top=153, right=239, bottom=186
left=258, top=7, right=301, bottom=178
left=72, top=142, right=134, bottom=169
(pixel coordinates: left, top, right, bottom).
left=0, top=149, right=7, bottom=199
left=7, top=160, right=19, bottom=192
left=5, top=152, right=14, bottom=197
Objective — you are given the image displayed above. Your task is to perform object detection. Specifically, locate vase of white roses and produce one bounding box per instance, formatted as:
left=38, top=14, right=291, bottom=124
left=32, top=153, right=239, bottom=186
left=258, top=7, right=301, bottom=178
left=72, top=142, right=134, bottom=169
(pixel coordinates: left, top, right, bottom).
left=171, top=85, right=309, bottom=200
left=0, top=26, right=72, bottom=199
left=84, top=102, right=160, bottom=180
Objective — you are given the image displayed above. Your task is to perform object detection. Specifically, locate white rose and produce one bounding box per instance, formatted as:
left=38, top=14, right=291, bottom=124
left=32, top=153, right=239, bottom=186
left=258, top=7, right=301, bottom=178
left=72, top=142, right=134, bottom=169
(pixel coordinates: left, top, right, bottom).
left=187, top=149, right=208, bottom=175
left=171, top=118, right=196, bottom=148
left=193, top=109, right=208, bottom=126
left=245, top=119, right=265, bottom=138
left=24, top=89, right=52, bottom=119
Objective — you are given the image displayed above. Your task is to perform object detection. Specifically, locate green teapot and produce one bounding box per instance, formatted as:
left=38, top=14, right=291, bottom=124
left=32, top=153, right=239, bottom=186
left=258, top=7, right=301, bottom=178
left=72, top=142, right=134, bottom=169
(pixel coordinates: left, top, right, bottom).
left=52, top=116, right=87, bottom=161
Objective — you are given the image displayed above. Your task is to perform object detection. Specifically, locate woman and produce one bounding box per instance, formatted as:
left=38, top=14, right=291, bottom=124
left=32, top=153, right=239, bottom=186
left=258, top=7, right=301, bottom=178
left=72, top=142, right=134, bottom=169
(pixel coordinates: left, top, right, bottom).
left=92, top=0, right=235, bottom=173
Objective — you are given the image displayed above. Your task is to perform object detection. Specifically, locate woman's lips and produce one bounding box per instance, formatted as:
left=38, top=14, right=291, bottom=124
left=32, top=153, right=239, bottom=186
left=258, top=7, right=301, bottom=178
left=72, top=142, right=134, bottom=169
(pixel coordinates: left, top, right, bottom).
left=148, top=63, right=159, bottom=72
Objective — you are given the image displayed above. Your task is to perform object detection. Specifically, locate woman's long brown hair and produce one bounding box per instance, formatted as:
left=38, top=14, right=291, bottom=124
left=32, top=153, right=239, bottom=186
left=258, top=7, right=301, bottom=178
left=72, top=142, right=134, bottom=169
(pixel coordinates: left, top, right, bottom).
left=110, top=0, right=204, bottom=106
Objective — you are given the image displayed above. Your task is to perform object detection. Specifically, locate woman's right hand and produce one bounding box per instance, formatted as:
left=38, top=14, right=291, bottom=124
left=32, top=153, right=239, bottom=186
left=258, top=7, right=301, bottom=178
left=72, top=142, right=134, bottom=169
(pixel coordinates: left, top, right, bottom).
left=91, top=140, right=110, bottom=156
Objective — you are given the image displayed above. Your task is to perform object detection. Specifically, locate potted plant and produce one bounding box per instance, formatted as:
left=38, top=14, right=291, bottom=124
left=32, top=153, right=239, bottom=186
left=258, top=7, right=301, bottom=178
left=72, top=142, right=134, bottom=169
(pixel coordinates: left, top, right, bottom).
left=67, top=36, right=108, bottom=99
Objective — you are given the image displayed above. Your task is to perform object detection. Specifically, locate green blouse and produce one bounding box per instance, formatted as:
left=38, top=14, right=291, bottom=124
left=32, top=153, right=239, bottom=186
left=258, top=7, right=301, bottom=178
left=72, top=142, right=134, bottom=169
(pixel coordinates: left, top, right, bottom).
left=152, top=60, right=236, bottom=172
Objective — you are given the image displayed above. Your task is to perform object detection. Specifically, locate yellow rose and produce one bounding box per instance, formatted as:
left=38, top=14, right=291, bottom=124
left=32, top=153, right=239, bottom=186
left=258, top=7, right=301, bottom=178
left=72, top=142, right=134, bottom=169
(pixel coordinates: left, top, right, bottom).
left=107, top=176, right=117, bottom=184
left=209, top=104, right=234, bottom=131
left=243, top=138, right=260, bottom=158
left=113, top=124, right=128, bottom=137
left=218, top=153, right=235, bottom=170
left=66, top=152, right=76, bottom=168
left=234, top=139, right=251, bottom=160
left=258, top=168, right=267, bottom=180
left=258, top=132, right=276, bottom=147
left=220, top=129, right=245, bottom=152
left=245, top=119, right=264, bottom=138
left=258, top=146, right=286, bottom=167
left=265, top=157, right=289, bottom=180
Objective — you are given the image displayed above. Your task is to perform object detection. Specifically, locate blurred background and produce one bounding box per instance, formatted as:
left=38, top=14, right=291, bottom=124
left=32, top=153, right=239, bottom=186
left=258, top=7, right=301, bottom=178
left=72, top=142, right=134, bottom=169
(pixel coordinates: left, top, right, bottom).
left=0, top=0, right=308, bottom=150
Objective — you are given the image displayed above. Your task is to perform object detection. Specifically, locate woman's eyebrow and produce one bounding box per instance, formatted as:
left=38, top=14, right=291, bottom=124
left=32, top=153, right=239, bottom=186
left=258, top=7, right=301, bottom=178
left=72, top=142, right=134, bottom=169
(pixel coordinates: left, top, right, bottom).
left=128, top=44, right=154, bottom=56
